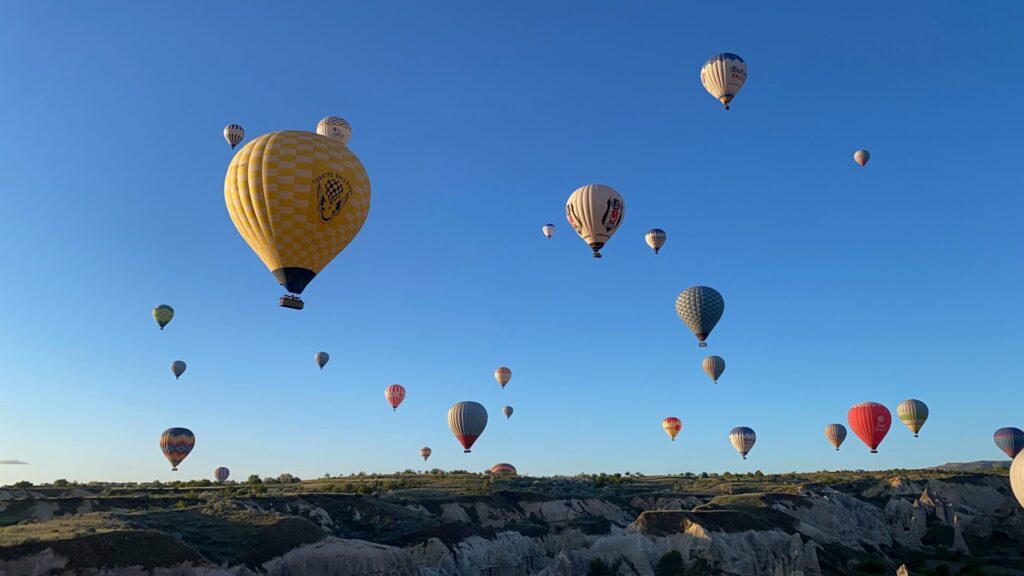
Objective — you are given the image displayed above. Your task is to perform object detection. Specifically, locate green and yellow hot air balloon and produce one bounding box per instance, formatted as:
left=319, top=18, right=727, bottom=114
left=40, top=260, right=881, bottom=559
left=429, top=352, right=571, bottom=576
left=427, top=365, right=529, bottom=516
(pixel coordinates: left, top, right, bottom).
left=153, top=305, right=174, bottom=330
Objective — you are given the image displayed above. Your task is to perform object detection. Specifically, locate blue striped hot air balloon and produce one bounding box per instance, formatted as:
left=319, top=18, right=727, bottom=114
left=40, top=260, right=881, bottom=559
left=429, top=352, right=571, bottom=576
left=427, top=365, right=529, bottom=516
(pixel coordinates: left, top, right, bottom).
left=995, top=428, right=1024, bottom=459
left=675, top=286, right=725, bottom=347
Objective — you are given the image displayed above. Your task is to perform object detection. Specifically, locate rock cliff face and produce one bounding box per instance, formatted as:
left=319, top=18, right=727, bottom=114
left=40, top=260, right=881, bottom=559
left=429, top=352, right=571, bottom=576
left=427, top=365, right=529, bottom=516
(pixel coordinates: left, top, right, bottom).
left=1, top=472, right=1022, bottom=576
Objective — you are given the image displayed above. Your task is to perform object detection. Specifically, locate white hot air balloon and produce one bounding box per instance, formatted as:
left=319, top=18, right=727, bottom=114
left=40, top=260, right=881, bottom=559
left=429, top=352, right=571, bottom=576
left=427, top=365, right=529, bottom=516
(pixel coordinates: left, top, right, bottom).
left=565, top=184, right=625, bottom=258
left=1011, top=452, right=1024, bottom=509
left=316, top=116, right=352, bottom=145
left=645, top=229, right=666, bottom=254
left=223, top=124, right=245, bottom=149
left=854, top=149, right=870, bottom=167
left=700, top=53, right=747, bottom=110
left=542, top=224, right=555, bottom=239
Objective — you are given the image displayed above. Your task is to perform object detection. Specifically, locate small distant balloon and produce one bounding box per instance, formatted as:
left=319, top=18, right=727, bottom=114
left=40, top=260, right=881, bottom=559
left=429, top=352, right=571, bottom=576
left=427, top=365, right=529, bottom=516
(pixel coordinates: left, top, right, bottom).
left=675, top=286, right=725, bottom=347
left=729, top=427, right=756, bottom=459
left=848, top=402, right=891, bottom=453
left=420, top=447, right=432, bottom=461
left=495, top=367, right=512, bottom=389
left=645, top=229, right=666, bottom=254
left=824, top=423, right=847, bottom=451
left=160, top=427, right=195, bottom=471
left=503, top=406, right=514, bottom=419
left=223, top=124, right=245, bottom=149
left=214, top=467, right=230, bottom=483
left=663, top=417, right=682, bottom=441
left=700, top=53, right=747, bottom=110
left=385, top=384, right=406, bottom=411
left=896, top=399, right=928, bottom=437
left=565, top=184, right=625, bottom=258
left=702, top=355, right=725, bottom=383
left=490, top=463, right=517, bottom=477
left=995, top=427, right=1024, bottom=459
left=448, top=401, right=488, bottom=453
left=316, top=116, right=352, bottom=145
left=171, top=360, right=187, bottom=380
left=153, top=305, right=174, bottom=330
left=542, top=224, right=556, bottom=239
left=854, top=149, right=870, bottom=167
left=315, top=352, right=330, bottom=370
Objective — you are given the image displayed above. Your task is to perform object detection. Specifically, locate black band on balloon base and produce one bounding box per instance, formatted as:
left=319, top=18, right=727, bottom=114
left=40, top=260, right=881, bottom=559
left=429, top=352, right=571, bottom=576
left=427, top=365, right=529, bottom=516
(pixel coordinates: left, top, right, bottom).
left=272, top=267, right=317, bottom=294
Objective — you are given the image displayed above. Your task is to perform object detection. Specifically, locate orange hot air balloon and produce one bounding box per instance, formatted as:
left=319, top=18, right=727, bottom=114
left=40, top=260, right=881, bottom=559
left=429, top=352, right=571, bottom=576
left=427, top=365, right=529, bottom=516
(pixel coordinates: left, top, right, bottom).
left=494, top=367, right=512, bottom=389
left=385, top=384, right=406, bottom=411
left=662, top=417, right=682, bottom=441
left=159, top=428, right=195, bottom=471
left=490, top=463, right=517, bottom=477
left=848, top=402, right=892, bottom=453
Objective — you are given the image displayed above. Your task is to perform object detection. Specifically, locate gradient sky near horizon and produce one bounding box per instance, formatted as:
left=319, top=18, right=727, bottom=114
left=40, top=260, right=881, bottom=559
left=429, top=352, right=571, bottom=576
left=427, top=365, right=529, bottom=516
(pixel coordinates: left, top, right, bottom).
left=1, top=2, right=1023, bottom=484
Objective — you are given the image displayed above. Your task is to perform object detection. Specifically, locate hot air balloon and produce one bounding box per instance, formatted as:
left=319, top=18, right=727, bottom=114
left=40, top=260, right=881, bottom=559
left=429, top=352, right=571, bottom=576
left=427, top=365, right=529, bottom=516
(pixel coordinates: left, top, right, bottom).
left=490, top=463, right=517, bottom=477
left=542, top=224, right=555, bottom=239
left=897, top=399, right=928, bottom=437
left=385, top=384, right=406, bottom=411
left=448, top=401, right=488, bottom=453
left=729, top=427, right=756, bottom=459
left=495, top=367, right=512, bottom=389
left=503, top=406, right=514, bottom=419
left=214, top=467, right=230, bottom=483
left=315, top=352, right=330, bottom=370
left=420, top=447, right=432, bottom=461
left=854, top=149, right=870, bottom=167
left=316, top=116, right=352, bottom=145
left=171, top=360, right=187, bottom=380
left=848, top=402, right=891, bottom=453
left=223, top=124, right=245, bottom=149
left=224, top=130, right=371, bottom=310
left=675, top=286, right=724, bottom=347
left=645, top=229, right=666, bottom=254
left=1012, top=453, right=1024, bottom=509
left=153, top=305, right=174, bottom=330
left=994, top=428, right=1024, bottom=459
left=663, top=417, right=682, bottom=441
left=160, top=428, right=195, bottom=471
left=702, top=355, right=725, bottom=383
left=565, top=184, right=625, bottom=258
left=700, top=53, right=747, bottom=110
left=824, top=423, right=847, bottom=451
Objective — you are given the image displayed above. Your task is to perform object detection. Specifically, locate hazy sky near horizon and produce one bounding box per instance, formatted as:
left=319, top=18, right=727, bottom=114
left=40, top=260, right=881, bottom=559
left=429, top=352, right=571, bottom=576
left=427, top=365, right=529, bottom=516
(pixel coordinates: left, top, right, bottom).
left=2, top=2, right=1023, bottom=484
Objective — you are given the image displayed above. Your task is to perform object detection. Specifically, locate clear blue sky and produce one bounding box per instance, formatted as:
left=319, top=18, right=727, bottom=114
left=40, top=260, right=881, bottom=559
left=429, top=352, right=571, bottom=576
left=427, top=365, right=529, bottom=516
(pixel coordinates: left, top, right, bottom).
left=2, top=2, right=1023, bottom=484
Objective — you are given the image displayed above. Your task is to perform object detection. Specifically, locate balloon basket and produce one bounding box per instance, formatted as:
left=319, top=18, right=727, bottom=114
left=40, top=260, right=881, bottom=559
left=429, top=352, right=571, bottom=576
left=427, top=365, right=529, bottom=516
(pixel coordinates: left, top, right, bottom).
left=279, top=295, right=305, bottom=310
left=698, top=342, right=708, bottom=348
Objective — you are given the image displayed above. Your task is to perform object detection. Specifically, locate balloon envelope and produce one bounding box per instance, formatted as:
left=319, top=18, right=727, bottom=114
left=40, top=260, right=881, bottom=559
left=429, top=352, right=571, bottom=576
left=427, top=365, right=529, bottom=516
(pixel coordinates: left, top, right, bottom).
left=645, top=229, right=666, bottom=254
left=896, top=399, right=928, bottom=437
left=675, top=286, right=725, bottom=347
left=700, top=53, right=747, bottom=110
left=448, top=401, right=488, bottom=452
left=224, top=130, right=371, bottom=301
left=502, top=406, right=513, bottom=419
left=565, top=184, right=625, bottom=258
left=223, top=124, right=245, bottom=149
left=494, top=367, right=512, bottom=388
left=854, top=149, right=870, bottom=166
left=420, top=447, right=432, bottom=461
left=160, top=428, right=195, bottom=471
left=848, top=402, right=891, bottom=453
left=171, top=360, right=186, bottom=380
left=316, top=116, right=352, bottom=145
left=315, top=352, right=330, bottom=369
left=994, top=427, right=1024, bottom=459
left=153, top=305, right=174, bottom=330
left=702, top=355, right=725, bottom=383
left=385, top=385, right=406, bottom=411
left=542, top=224, right=555, bottom=239
left=824, top=423, right=847, bottom=450
left=490, top=463, right=517, bottom=477
left=729, top=427, right=756, bottom=459
left=214, top=467, right=230, bottom=483
left=662, top=417, right=682, bottom=441
left=1011, top=452, right=1024, bottom=509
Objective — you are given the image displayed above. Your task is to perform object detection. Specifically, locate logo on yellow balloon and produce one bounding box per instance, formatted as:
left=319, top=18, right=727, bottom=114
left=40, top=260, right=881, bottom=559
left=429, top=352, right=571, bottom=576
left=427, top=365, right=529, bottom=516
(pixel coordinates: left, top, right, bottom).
left=314, top=172, right=352, bottom=223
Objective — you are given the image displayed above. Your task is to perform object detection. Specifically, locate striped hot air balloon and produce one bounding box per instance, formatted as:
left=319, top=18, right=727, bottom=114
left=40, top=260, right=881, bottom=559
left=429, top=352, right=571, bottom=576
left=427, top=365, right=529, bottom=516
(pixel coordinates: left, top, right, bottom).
left=542, top=224, right=555, bottom=239
left=675, top=286, right=725, bottom=347
left=702, top=355, right=725, bottom=383
left=385, top=385, right=406, bottom=411
left=662, top=417, right=682, bottom=441
left=854, top=149, right=870, bottom=167
left=153, top=305, right=174, bottom=330
left=494, top=367, right=512, bottom=389
left=824, top=423, right=847, bottom=451
left=160, top=428, right=195, bottom=471
left=645, top=229, right=667, bottom=254
left=213, top=467, right=230, bottom=483
left=420, top=447, right=432, bottom=461
left=315, top=352, right=330, bottom=370
left=565, top=184, right=625, bottom=258
left=700, top=53, right=747, bottom=110
left=502, top=406, right=513, bottom=419
left=848, top=402, right=891, bottom=453
left=223, top=124, right=245, bottom=149
left=171, top=360, right=187, bottom=380
left=729, top=427, right=756, bottom=459
left=994, top=428, right=1024, bottom=459
left=490, top=463, right=517, bottom=477
left=316, top=116, right=352, bottom=145
left=448, top=401, right=488, bottom=453
left=897, top=399, right=928, bottom=437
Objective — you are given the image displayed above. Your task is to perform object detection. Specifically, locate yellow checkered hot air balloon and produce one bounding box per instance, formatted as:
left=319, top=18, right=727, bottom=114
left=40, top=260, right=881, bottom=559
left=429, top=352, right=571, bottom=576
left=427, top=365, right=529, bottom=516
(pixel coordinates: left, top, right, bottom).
left=224, top=129, right=371, bottom=309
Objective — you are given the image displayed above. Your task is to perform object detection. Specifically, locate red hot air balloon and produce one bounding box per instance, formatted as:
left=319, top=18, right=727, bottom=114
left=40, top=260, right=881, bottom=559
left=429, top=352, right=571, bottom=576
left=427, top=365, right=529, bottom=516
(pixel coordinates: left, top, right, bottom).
left=385, top=384, right=406, bottom=411
left=848, top=402, right=892, bottom=453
